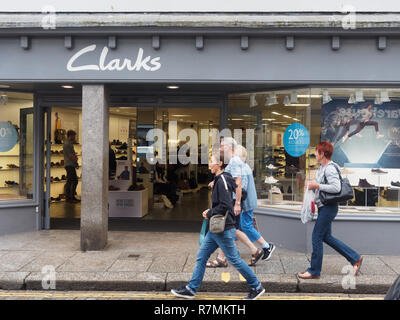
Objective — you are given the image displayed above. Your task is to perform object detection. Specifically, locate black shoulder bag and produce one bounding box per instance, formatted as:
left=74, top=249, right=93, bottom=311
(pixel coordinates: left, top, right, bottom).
left=319, top=163, right=354, bottom=206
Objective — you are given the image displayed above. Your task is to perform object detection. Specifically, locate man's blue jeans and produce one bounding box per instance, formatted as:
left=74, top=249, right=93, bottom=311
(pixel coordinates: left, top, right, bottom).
left=308, top=204, right=361, bottom=277
left=187, top=228, right=261, bottom=294
left=240, top=210, right=261, bottom=243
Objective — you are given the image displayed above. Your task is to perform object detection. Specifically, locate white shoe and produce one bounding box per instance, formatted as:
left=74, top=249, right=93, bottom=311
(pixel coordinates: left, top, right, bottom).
left=265, top=176, right=278, bottom=184
left=161, top=195, right=174, bottom=208
left=271, top=186, right=281, bottom=194
left=376, top=134, right=384, bottom=139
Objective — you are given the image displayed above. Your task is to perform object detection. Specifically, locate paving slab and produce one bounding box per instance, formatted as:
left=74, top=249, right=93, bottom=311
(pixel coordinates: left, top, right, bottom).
left=358, top=256, right=398, bottom=276
left=280, top=255, right=310, bottom=274
left=107, top=258, right=153, bottom=272
left=56, top=251, right=122, bottom=272
left=378, top=256, right=400, bottom=274
left=0, top=251, right=41, bottom=272
left=147, top=254, right=188, bottom=273
left=20, top=251, right=77, bottom=272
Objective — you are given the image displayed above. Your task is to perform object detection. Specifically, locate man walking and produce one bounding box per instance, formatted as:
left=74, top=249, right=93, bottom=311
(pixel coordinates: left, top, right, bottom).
left=63, top=130, right=80, bottom=203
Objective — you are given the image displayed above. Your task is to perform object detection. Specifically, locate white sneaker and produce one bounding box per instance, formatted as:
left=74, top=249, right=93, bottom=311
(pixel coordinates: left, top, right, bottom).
left=376, top=134, right=384, bottom=139
left=271, top=186, right=281, bottom=194
left=265, top=176, right=278, bottom=184
left=161, top=195, right=174, bottom=208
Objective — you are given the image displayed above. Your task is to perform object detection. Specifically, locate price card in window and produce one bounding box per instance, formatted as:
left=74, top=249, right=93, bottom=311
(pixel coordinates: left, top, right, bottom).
left=283, top=123, right=310, bottom=157
left=0, top=122, right=18, bottom=152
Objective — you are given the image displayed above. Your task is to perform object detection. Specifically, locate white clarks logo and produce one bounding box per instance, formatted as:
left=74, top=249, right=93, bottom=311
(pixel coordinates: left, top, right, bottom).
left=66, top=45, right=161, bottom=72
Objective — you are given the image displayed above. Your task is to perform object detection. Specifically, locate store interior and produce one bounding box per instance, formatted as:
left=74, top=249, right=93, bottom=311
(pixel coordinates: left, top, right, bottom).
left=1, top=88, right=400, bottom=225
left=47, top=106, right=220, bottom=221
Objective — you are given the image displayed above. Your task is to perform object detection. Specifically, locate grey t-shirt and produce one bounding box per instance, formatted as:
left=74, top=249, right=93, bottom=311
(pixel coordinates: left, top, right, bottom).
left=63, top=140, right=77, bottom=168
left=314, top=161, right=341, bottom=208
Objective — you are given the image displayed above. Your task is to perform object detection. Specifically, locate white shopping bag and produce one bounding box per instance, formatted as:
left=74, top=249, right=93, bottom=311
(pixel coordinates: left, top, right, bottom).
left=301, top=185, right=316, bottom=224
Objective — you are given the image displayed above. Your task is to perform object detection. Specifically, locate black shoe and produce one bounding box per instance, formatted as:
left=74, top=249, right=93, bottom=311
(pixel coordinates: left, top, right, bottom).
left=244, top=286, right=265, bottom=300
left=391, top=181, right=400, bottom=187
left=358, top=178, right=375, bottom=188
left=170, top=286, right=195, bottom=299
left=262, top=244, right=276, bottom=261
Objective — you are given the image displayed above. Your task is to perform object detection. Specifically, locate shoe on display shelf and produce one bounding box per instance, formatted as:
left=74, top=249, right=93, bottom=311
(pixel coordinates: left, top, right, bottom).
left=264, top=176, right=279, bottom=184
left=391, top=181, right=400, bottom=187
left=358, top=178, right=375, bottom=188
left=371, top=168, right=388, bottom=174
left=271, top=186, right=281, bottom=194
left=341, top=168, right=355, bottom=174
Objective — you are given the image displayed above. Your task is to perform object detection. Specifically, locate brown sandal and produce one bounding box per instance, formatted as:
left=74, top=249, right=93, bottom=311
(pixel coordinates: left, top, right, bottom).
left=353, top=256, right=363, bottom=276
left=249, top=249, right=263, bottom=266
left=206, top=257, right=228, bottom=268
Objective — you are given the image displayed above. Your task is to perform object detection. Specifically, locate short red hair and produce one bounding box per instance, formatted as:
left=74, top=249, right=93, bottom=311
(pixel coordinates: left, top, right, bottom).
left=316, top=141, right=334, bottom=160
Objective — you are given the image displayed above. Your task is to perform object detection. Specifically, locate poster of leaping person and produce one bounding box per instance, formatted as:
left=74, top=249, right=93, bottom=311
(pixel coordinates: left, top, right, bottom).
left=321, top=98, right=400, bottom=168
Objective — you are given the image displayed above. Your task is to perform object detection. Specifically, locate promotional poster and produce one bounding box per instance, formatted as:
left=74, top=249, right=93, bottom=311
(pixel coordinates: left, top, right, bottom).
left=321, top=98, right=400, bottom=169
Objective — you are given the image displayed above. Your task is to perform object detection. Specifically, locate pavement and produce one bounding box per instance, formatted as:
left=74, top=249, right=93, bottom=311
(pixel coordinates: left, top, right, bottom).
left=0, top=229, right=398, bottom=295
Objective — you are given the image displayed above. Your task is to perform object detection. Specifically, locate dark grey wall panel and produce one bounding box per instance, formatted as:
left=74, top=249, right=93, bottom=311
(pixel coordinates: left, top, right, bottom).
left=0, top=207, right=38, bottom=236
left=1, top=37, right=400, bottom=82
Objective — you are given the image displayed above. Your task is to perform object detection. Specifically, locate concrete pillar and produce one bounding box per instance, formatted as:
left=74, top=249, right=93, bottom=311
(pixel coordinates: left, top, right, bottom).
left=80, top=85, right=109, bottom=251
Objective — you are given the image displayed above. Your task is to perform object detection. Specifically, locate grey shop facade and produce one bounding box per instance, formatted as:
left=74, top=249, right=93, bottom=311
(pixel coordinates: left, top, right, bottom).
left=1, top=15, right=400, bottom=253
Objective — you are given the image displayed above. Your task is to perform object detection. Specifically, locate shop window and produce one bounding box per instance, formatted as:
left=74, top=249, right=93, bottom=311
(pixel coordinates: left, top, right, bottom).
left=228, top=88, right=400, bottom=213
left=0, top=92, right=34, bottom=202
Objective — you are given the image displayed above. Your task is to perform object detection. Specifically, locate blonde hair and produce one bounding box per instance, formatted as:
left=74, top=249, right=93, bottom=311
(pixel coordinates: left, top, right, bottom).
left=234, top=145, right=247, bottom=163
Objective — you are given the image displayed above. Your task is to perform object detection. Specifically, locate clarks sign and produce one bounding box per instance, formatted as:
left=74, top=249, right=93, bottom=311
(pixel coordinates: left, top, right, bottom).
left=66, top=44, right=161, bottom=72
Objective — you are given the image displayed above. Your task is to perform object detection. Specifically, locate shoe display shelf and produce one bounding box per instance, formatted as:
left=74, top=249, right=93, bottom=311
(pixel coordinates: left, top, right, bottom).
left=45, top=142, right=82, bottom=203
left=0, top=142, right=33, bottom=197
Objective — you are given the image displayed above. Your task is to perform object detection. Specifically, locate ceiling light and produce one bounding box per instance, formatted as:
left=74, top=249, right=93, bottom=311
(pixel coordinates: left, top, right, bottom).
left=231, top=118, right=244, bottom=121
left=283, top=96, right=290, bottom=105
left=167, top=85, right=179, bottom=89
left=292, top=118, right=300, bottom=121
left=297, top=94, right=322, bottom=98
left=290, top=91, right=298, bottom=103
left=0, top=85, right=10, bottom=89
left=271, top=111, right=281, bottom=115
left=262, top=118, right=275, bottom=121
left=61, top=85, right=74, bottom=89
left=250, top=94, right=258, bottom=108
left=322, top=90, right=332, bottom=104
left=283, top=115, right=291, bottom=118
left=265, top=93, right=278, bottom=106
left=374, top=94, right=382, bottom=105
left=0, top=93, right=8, bottom=105
left=380, top=90, right=391, bottom=103
left=285, top=104, right=310, bottom=107
left=348, top=94, right=356, bottom=104
left=355, top=90, right=365, bottom=103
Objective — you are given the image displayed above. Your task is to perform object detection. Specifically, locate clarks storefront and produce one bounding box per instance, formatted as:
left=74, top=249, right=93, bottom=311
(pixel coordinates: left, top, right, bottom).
left=1, top=13, right=400, bottom=253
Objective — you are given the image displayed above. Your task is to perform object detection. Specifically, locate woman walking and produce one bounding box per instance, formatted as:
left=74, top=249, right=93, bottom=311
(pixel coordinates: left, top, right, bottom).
left=298, top=141, right=363, bottom=279
left=171, top=150, right=265, bottom=300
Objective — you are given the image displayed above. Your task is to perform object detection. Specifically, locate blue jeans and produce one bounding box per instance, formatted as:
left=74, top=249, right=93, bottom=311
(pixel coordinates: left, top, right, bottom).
left=308, top=204, right=360, bottom=276
left=240, top=210, right=261, bottom=243
left=187, top=228, right=262, bottom=294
